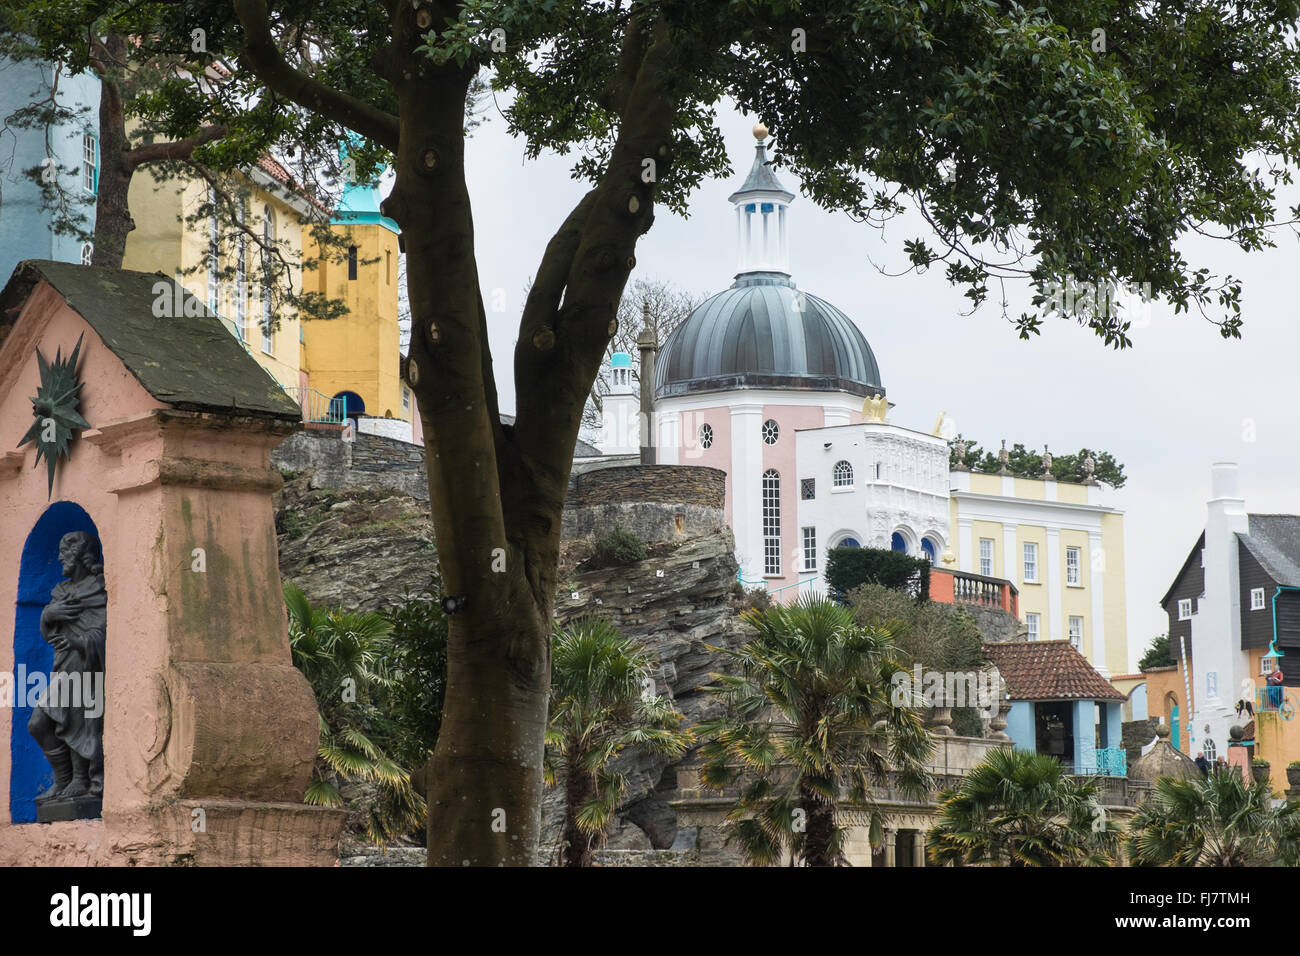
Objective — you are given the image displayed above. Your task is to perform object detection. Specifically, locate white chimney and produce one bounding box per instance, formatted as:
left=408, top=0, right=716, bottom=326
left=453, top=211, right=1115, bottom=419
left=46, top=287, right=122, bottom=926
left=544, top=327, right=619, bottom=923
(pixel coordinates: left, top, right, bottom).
left=1194, top=462, right=1249, bottom=756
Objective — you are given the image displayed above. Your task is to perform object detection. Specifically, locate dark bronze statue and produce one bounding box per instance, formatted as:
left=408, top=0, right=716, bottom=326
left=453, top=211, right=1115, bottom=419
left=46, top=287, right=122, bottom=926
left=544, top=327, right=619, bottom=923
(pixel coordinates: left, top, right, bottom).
left=28, top=530, right=106, bottom=818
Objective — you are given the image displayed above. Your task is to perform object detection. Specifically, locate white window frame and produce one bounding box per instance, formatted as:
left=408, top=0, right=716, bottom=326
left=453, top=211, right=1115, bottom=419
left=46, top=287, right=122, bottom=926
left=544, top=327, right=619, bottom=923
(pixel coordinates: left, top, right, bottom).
left=979, top=538, right=993, bottom=577
left=832, top=460, right=854, bottom=488
left=1026, top=613, right=1040, bottom=641
left=80, top=242, right=93, bottom=266
left=1068, top=615, right=1083, bottom=650
left=1250, top=587, right=1265, bottom=611
left=82, top=132, right=97, bottom=193
left=261, top=205, right=275, bottom=353
left=1178, top=598, right=1192, bottom=621
left=699, top=423, right=713, bottom=449
left=762, top=419, right=779, bottom=445
left=402, top=386, right=411, bottom=410
left=1203, top=739, right=1217, bottom=762
left=1023, top=541, right=1039, bottom=583
left=762, top=469, right=781, bottom=575
left=1262, top=656, right=1280, bottom=676
left=1066, top=546, right=1081, bottom=586
left=802, top=526, right=817, bottom=572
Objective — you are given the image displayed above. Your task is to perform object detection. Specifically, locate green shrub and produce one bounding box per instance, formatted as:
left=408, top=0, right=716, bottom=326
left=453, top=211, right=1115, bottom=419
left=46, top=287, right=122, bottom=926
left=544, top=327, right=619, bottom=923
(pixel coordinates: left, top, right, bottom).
left=382, top=580, right=450, bottom=772
left=1252, top=757, right=1270, bottom=767
left=1288, top=761, right=1300, bottom=770
left=591, top=523, right=648, bottom=567
left=824, top=546, right=930, bottom=601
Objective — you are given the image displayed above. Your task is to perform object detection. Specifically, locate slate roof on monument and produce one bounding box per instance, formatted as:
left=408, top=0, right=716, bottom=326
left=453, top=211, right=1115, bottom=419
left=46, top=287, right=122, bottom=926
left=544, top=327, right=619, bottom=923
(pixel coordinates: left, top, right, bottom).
left=0, top=260, right=302, bottom=421
left=654, top=126, right=883, bottom=400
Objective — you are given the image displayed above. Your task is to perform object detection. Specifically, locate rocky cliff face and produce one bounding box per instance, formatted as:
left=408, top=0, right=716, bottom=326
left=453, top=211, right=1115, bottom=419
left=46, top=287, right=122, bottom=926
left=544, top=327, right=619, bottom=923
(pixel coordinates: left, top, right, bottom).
left=273, top=461, right=752, bottom=860
left=544, top=529, right=750, bottom=856
left=274, top=474, right=438, bottom=612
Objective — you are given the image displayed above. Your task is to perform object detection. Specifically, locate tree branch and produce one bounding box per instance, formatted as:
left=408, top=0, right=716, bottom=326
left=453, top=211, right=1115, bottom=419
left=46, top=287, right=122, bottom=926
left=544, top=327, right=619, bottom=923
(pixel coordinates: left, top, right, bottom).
left=124, top=124, right=228, bottom=172
left=232, top=0, right=400, bottom=151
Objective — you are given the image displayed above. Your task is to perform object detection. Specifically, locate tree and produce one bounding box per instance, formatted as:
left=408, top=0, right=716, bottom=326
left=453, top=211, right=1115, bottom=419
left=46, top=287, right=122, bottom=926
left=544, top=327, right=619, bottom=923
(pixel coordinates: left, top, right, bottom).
left=1138, top=634, right=1176, bottom=671
left=951, top=439, right=1126, bottom=488
left=19, top=0, right=1300, bottom=865
left=824, top=546, right=930, bottom=600
left=698, top=597, right=933, bottom=866
left=928, top=747, right=1120, bottom=866
left=284, top=584, right=424, bottom=844
left=544, top=619, right=691, bottom=867
left=1127, top=767, right=1300, bottom=867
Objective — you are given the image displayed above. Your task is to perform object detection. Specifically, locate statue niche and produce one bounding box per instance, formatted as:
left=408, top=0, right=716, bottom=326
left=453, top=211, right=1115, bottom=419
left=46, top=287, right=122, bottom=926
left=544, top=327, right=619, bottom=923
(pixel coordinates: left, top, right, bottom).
left=27, top=530, right=106, bottom=822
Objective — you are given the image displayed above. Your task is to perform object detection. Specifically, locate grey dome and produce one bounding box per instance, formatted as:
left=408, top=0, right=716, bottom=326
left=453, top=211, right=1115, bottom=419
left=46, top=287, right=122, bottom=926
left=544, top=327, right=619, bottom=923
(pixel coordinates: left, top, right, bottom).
left=655, top=273, right=883, bottom=398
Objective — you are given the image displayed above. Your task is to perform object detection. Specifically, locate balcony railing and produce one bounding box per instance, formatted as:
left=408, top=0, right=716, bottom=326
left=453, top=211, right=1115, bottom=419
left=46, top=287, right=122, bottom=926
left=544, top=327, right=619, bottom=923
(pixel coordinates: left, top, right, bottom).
left=932, top=568, right=1019, bottom=616
left=282, top=385, right=346, bottom=425
left=1256, top=687, right=1296, bottom=720
left=1076, top=747, right=1127, bottom=777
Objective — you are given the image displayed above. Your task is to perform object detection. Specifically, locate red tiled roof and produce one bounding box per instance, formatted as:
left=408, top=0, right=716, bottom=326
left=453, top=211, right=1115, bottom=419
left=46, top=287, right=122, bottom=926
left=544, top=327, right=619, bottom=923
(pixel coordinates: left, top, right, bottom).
left=983, top=641, right=1125, bottom=702
left=255, top=155, right=331, bottom=214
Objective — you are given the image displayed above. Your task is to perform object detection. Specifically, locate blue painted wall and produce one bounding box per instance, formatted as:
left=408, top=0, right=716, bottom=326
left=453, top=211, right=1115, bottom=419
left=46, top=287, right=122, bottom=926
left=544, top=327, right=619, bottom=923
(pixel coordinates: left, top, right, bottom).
left=1073, top=700, right=1096, bottom=772
left=1130, top=683, right=1148, bottom=721
left=1101, top=702, right=1122, bottom=750
left=1005, top=701, right=1035, bottom=752
left=9, top=502, right=100, bottom=824
left=0, top=56, right=100, bottom=284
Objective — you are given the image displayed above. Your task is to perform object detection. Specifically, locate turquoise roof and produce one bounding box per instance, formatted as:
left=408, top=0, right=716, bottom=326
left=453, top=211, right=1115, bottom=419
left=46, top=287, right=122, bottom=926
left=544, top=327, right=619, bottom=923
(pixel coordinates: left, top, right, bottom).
left=610, top=351, right=632, bottom=368
left=334, top=181, right=400, bottom=235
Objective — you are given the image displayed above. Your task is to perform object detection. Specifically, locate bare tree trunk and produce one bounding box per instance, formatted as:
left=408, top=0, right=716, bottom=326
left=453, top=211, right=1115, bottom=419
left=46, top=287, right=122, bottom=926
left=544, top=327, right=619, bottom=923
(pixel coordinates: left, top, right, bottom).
left=800, top=784, right=837, bottom=867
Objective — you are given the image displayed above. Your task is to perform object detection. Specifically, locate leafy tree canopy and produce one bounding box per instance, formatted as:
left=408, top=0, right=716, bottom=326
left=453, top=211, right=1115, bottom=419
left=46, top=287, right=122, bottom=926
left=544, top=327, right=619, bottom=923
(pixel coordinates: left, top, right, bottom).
left=952, top=439, right=1126, bottom=487
left=1138, top=633, right=1176, bottom=671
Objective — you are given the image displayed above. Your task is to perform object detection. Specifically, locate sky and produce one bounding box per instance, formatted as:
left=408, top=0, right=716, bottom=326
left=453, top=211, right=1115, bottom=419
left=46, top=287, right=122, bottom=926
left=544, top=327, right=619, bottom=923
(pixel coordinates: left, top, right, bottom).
left=449, top=100, right=1300, bottom=673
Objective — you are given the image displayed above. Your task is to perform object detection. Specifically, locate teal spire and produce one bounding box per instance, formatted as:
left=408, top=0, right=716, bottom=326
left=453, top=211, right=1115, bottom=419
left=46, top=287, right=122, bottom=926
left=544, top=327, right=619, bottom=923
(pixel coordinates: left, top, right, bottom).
left=336, top=137, right=400, bottom=234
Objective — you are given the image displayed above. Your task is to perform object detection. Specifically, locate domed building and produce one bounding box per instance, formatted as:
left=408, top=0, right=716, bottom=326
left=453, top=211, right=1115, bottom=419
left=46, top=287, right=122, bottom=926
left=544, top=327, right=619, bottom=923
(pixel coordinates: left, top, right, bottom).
left=639, top=127, right=951, bottom=595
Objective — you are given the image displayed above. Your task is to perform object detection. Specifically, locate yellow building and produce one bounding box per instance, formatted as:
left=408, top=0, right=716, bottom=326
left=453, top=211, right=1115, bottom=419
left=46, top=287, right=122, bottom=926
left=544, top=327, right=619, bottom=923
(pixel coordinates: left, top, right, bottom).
left=301, top=173, right=410, bottom=431
left=122, top=157, right=314, bottom=391
left=948, top=469, right=1129, bottom=677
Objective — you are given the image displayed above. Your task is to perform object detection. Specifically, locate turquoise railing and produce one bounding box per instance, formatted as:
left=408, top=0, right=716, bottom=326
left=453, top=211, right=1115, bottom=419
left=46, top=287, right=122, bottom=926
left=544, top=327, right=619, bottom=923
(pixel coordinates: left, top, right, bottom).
left=1256, top=687, right=1296, bottom=720
left=282, top=385, right=346, bottom=424
left=1079, top=747, right=1127, bottom=777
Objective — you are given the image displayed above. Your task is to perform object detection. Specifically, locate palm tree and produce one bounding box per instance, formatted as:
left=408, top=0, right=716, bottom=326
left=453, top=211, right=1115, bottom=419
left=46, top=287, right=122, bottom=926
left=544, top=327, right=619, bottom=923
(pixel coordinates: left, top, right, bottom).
left=545, top=619, right=692, bottom=867
left=285, top=583, right=423, bottom=844
left=1128, top=766, right=1300, bottom=866
left=928, top=747, right=1120, bottom=866
left=697, top=596, right=933, bottom=867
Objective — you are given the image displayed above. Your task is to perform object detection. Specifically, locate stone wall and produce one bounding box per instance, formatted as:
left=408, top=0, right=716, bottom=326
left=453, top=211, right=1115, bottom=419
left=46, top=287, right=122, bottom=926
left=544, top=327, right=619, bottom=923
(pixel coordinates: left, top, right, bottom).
left=964, top=602, right=1026, bottom=643
left=273, top=429, right=429, bottom=501
left=562, top=465, right=727, bottom=544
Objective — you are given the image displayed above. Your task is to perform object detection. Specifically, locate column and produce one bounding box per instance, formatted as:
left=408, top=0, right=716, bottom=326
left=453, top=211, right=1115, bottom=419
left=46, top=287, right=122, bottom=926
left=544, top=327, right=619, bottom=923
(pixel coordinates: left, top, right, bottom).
left=913, top=830, right=927, bottom=868
left=1046, top=527, right=1062, bottom=643
left=1089, top=529, right=1108, bottom=675
left=1003, top=526, right=1019, bottom=588
left=730, top=403, right=765, bottom=581
left=883, top=828, right=897, bottom=868
left=958, top=517, right=973, bottom=573
left=657, top=410, right=680, bottom=465
left=1074, top=700, right=1097, bottom=773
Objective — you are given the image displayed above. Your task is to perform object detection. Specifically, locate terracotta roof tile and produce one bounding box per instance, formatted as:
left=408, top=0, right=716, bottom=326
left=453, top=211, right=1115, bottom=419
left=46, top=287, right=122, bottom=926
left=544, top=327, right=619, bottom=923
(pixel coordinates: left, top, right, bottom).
left=983, top=640, right=1125, bottom=702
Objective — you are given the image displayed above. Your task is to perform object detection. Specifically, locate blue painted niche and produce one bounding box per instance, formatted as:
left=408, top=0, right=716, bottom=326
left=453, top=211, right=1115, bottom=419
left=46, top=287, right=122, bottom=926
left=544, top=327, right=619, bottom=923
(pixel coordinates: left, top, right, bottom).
left=9, top=501, right=100, bottom=824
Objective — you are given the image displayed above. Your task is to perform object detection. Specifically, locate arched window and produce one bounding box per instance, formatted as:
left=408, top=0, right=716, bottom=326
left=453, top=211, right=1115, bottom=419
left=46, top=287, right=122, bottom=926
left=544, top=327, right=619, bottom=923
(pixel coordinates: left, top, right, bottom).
left=1202, top=738, right=1217, bottom=762
left=762, top=469, right=780, bottom=575
left=762, top=419, right=779, bottom=445
left=833, top=460, right=853, bottom=487
left=891, top=532, right=907, bottom=553
left=699, top=423, right=713, bottom=449
left=922, top=537, right=938, bottom=563
left=80, top=242, right=93, bottom=265
left=838, top=537, right=861, bottom=549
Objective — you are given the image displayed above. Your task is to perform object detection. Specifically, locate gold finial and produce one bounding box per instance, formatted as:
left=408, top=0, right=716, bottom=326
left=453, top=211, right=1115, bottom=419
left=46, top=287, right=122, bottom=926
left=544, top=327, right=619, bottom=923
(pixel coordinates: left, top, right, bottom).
left=753, top=122, right=769, bottom=141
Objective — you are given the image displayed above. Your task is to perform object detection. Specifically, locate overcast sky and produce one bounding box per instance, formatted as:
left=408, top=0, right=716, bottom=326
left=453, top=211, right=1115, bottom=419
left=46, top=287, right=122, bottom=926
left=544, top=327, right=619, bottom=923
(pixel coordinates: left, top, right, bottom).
left=451, top=100, right=1300, bottom=673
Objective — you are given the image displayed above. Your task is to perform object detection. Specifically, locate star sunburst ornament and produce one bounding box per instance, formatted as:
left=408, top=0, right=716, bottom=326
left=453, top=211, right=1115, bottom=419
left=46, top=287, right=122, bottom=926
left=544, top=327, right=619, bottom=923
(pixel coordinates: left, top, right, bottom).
left=17, top=333, right=91, bottom=497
